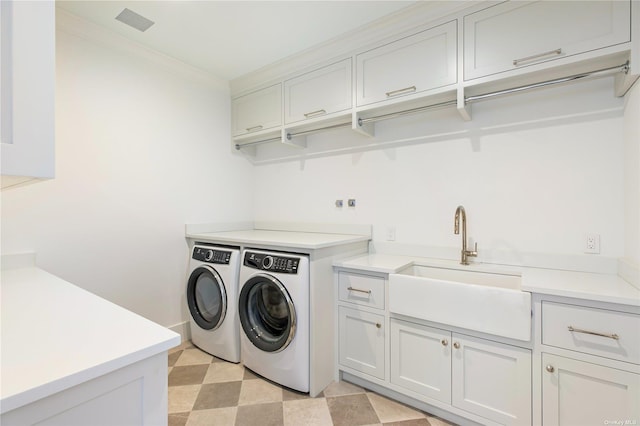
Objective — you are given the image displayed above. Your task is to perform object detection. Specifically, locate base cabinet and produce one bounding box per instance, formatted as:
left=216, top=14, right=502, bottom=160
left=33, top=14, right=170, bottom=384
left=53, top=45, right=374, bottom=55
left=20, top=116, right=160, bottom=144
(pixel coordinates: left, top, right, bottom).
left=390, top=318, right=532, bottom=426
left=542, top=353, right=640, bottom=425
left=338, top=306, right=385, bottom=380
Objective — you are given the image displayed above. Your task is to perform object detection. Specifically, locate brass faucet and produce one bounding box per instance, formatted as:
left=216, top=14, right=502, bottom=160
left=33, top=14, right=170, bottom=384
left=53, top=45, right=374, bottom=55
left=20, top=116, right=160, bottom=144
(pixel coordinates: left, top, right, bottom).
left=454, top=205, right=478, bottom=265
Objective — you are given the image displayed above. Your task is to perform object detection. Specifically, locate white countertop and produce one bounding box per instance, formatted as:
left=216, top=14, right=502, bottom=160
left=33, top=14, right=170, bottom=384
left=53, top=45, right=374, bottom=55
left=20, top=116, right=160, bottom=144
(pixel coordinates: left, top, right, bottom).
left=334, top=254, right=640, bottom=307
left=186, top=229, right=371, bottom=250
left=0, top=264, right=180, bottom=414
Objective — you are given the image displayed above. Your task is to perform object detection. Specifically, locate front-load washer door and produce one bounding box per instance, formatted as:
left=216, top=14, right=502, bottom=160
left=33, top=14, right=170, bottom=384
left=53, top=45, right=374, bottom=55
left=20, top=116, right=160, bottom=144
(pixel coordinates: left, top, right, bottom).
left=239, top=273, right=296, bottom=353
left=187, top=265, right=227, bottom=330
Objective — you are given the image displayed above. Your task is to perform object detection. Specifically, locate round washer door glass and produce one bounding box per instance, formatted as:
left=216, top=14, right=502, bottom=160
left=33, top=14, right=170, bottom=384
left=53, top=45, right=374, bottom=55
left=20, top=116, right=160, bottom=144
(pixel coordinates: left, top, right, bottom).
left=239, top=274, right=296, bottom=353
left=187, top=266, right=227, bottom=330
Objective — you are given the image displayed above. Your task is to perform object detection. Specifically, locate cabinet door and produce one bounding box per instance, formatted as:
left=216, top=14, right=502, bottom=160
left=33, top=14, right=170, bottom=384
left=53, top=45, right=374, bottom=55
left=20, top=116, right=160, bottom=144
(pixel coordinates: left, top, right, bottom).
left=542, top=353, right=640, bottom=426
left=1, top=0, right=55, bottom=185
left=338, top=306, right=385, bottom=380
left=464, top=0, right=631, bottom=80
left=231, top=84, right=281, bottom=136
left=284, top=59, right=351, bottom=124
left=452, top=334, right=532, bottom=425
left=356, top=20, right=457, bottom=107
left=390, top=319, right=451, bottom=404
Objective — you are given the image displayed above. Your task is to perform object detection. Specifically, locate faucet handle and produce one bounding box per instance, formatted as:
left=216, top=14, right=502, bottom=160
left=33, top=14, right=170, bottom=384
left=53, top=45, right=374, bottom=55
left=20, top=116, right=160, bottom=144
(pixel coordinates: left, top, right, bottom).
left=466, top=242, right=478, bottom=257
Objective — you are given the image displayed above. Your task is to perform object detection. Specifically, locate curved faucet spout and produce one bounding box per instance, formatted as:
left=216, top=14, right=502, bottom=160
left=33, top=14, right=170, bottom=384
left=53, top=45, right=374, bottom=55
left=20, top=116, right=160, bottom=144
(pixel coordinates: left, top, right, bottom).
left=453, top=205, right=477, bottom=265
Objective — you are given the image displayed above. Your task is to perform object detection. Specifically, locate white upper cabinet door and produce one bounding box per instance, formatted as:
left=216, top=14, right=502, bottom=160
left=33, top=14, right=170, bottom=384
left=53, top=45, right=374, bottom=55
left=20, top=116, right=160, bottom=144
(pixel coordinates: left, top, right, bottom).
left=1, top=0, right=55, bottom=184
left=232, top=84, right=282, bottom=137
left=390, top=319, right=452, bottom=404
left=284, top=59, right=352, bottom=125
left=464, top=0, right=631, bottom=80
left=451, top=334, right=532, bottom=426
left=356, top=20, right=457, bottom=107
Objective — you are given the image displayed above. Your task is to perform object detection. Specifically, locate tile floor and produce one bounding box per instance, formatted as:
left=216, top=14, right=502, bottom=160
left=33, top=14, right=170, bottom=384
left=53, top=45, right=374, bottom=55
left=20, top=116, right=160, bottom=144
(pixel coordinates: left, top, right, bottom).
left=168, top=342, right=457, bottom=426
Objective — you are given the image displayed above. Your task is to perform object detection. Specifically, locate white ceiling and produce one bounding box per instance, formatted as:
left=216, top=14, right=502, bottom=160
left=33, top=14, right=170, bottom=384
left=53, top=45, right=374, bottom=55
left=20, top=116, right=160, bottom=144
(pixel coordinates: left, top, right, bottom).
left=56, top=1, right=416, bottom=81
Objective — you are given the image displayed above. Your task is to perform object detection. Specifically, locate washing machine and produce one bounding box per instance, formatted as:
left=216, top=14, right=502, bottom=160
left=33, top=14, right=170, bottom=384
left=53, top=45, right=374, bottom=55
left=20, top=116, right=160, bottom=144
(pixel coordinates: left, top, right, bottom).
left=187, top=243, right=240, bottom=363
left=238, top=249, right=310, bottom=392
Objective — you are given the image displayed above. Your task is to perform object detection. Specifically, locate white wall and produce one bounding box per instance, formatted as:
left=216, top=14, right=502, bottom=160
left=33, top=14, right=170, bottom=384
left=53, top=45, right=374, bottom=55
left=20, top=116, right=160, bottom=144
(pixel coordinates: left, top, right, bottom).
left=0, top=14, right=254, bottom=329
left=253, top=77, right=626, bottom=264
left=623, top=80, right=640, bottom=267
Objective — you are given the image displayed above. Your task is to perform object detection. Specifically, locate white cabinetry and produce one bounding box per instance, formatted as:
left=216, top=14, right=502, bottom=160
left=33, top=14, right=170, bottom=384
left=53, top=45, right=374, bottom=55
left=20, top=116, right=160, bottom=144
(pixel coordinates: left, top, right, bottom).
left=356, top=20, right=457, bottom=107
left=464, top=0, right=631, bottom=80
left=390, top=318, right=532, bottom=425
left=538, top=299, right=640, bottom=426
left=542, top=353, right=639, bottom=425
left=284, top=59, right=351, bottom=125
left=338, top=306, right=385, bottom=380
left=231, top=83, right=281, bottom=137
left=337, top=271, right=386, bottom=380
left=1, top=0, right=55, bottom=189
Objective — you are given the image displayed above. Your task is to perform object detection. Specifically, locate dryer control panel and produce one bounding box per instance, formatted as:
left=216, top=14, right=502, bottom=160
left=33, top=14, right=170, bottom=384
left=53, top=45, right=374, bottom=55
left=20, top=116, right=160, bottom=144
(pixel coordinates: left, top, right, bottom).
left=193, top=246, right=232, bottom=264
left=243, top=251, right=300, bottom=274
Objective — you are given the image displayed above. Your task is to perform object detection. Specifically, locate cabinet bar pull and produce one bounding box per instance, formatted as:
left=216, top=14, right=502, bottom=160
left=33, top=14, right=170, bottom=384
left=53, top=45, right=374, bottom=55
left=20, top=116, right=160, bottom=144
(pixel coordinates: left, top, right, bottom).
left=303, top=109, right=326, bottom=118
left=347, top=286, right=371, bottom=295
left=513, top=48, right=562, bottom=66
left=568, top=326, right=619, bottom=340
left=385, top=86, right=416, bottom=98
left=246, top=125, right=263, bottom=132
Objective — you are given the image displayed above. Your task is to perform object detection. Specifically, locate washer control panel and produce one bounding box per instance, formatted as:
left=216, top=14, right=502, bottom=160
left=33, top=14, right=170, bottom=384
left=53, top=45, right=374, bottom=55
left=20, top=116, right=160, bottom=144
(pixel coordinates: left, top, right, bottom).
left=192, top=246, right=232, bottom=264
left=243, top=251, right=299, bottom=274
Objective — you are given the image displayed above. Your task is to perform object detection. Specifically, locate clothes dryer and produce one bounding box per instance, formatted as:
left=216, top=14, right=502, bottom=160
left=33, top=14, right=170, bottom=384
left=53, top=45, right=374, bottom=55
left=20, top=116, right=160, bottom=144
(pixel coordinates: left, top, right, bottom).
left=238, top=249, right=310, bottom=392
left=187, top=243, right=240, bottom=362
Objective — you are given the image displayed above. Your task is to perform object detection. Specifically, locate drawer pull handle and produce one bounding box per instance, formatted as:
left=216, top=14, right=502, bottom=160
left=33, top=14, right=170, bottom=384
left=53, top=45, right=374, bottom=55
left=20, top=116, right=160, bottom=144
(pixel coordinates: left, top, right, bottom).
left=303, top=109, right=326, bottom=118
left=568, top=326, right=619, bottom=340
left=347, top=286, right=371, bottom=295
left=546, top=365, right=555, bottom=373
left=513, top=48, right=562, bottom=66
left=385, top=86, right=416, bottom=98
left=246, top=125, right=263, bottom=132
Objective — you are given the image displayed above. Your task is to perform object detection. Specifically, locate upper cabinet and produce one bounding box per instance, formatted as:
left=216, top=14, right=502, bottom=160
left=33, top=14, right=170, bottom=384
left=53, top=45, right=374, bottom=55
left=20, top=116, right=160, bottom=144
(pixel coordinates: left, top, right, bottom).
left=231, top=83, right=282, bottom=137
left=284, top=59, right=352, bottom=125
left=356, top=21, right=457, bottom=107
left=464, top=0, right=631, bottom=81
left=1, top=0, right=55, bottom=189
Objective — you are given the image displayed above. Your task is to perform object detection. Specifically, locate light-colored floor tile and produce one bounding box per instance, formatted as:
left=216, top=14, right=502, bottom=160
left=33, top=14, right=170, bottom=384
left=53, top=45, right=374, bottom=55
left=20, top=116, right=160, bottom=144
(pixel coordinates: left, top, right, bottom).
left=238, top=379, right=283, bottom=405
left=367, top=392, right=425, bottom=423
left=283, top=398, right=333, bottom=426
left=322, top=380, right=366, bottom=397
left=203, top=362, right=245, bottom=383
left=175, top=348, right=213, bottom=366
left=186, top=407, right=237, bottom=426
left=427, top=415, right=456, bottom=426
left=168, top=385, right=201, bottom=413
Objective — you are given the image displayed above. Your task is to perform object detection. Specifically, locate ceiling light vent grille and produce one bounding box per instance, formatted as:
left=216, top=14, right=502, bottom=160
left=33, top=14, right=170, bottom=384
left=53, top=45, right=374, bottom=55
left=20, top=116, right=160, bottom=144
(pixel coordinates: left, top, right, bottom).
left=115, top=8, right=154, bottom=32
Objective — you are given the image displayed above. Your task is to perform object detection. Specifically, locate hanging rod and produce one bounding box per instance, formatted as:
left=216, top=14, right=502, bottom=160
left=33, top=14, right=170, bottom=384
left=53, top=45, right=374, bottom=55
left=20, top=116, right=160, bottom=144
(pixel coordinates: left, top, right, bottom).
left=465, top=62, right=629, bottom=103
left=235, top=136, right=281, bottom=150
left=358, top=61, right=629, bottom=126
left=286, top=122, right=351, bottom=139
left=358, top=99, right=457, bottom=126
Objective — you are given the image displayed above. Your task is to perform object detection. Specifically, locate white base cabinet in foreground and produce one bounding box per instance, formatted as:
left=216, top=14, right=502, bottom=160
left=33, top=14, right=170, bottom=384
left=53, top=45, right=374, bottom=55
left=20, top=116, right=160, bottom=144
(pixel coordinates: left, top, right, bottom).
left=391, top=319, right=532, bottom=426
left=541, top=353, right=639, bottom=426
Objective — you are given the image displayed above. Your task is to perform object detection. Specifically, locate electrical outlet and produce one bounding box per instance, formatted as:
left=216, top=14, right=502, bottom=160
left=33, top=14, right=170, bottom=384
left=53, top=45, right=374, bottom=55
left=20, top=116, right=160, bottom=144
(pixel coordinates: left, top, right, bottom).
left=585, top=234, right=600, bottom=254
left=386, top=226, right=396, bottom=241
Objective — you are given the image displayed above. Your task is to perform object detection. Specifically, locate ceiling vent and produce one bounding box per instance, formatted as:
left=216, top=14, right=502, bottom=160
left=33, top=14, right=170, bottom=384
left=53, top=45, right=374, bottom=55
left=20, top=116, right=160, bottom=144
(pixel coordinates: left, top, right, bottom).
left=115, top=8, right=155, bottom=32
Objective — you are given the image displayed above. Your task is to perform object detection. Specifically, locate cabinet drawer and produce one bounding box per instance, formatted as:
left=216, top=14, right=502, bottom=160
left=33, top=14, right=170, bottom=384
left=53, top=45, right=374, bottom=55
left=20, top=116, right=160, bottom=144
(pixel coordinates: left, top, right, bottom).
left=284, top=59, right=352, bottom=125
left=542, top=301, right=640, bottom=364
left=232, top=84, right=282, bottom=136
left=464, top=0, right=631, bottom=80
left=338, top=272, right=385, bottom=310
left=356, top=20, right=457, bottom=107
